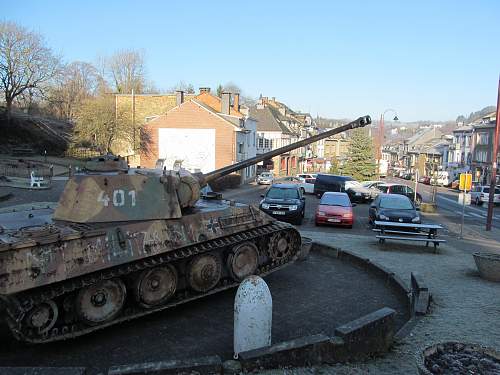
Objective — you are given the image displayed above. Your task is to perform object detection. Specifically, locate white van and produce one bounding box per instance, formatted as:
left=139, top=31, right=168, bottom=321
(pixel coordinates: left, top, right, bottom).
left=436, top=171, right=453, bottom=186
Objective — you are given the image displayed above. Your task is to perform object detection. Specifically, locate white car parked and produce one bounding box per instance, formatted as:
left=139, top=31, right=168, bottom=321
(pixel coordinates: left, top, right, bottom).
left=257, top=172, right=274, bottom=185
left=470, top=185, right=500, bottom=205
left=296, top=173, right=317, bottom=182
left=276, top=176, right=315, bottom=194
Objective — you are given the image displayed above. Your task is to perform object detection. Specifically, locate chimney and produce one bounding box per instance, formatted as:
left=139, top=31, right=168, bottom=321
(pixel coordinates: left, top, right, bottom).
left=175, top=90, right=184, bottom=106
left=233, top=93, right=240, bottom=112
left=221, top=92, right=231, bottom=114
left=199, top=87, right=211, bottom=94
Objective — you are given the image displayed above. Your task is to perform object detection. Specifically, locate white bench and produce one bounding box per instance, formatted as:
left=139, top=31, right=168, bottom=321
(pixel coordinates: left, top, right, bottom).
left=30, top=171, right=44, bottom=188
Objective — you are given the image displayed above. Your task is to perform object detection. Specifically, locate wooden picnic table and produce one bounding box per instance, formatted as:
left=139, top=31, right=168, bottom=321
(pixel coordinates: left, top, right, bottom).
left=373, top=221, right=446, bottom=253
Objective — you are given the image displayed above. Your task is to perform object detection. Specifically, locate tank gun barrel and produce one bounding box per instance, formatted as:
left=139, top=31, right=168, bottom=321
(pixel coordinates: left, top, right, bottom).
left=202, top=115, right=371, bottom=185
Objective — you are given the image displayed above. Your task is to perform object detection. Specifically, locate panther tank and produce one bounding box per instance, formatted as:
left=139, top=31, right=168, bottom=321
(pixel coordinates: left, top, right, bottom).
left=0, top=116, right=371, bottom=343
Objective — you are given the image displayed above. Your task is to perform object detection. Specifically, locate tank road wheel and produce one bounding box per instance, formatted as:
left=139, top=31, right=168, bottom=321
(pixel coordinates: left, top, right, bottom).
left=227, top=242, right=259, bottom=281
left=25, top=300, right=59, bottom=335
left=134, top=265, right=178, bottom=308
left=76, top=278, right=126, bottom=325
left=187, top=253, right=222, bottom=292
left=268, top=231, right=296, bottom=261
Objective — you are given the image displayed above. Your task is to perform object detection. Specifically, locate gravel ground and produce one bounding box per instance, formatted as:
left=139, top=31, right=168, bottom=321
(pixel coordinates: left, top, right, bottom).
left=261, top=231, right=500, bottom=375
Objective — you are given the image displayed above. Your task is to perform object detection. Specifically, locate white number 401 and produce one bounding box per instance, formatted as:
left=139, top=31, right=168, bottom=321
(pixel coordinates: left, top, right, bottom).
left=98, top=190, right=136, bottom=207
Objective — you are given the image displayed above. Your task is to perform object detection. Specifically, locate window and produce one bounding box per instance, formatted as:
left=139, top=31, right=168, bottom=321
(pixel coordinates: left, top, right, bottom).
left=392, top=185, right=405, bottom=194
left=477, top=133, right=489, bottom=145
left=258, top=138, right=264, bottom=148
left=380, top=196, right=413, bottom=209
left=238, top=143, right=244, bottom=154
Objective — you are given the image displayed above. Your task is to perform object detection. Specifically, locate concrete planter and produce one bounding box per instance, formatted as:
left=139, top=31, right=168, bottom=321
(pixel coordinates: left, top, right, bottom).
left=297, top=237, right=312, bottom=261
left=473, top=252, right=500, bottom=282
left=416, top=342, right=500, bottom=375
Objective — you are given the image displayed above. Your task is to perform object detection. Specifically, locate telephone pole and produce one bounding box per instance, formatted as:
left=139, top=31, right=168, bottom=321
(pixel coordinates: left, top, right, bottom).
left=486, top=76, right=500, bottom=231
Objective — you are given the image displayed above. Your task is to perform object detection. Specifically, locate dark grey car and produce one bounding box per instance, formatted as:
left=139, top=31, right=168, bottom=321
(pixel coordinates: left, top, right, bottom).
left=368, top=194, right=420, bottom=226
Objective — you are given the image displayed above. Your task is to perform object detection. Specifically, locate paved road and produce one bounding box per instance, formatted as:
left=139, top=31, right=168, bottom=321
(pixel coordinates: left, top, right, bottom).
left=223, top=183, right=375, bottom=236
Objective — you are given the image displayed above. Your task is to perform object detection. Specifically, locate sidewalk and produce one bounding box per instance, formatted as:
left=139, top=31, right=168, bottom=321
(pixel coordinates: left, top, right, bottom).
left=264, top=230, right=500, bottom=374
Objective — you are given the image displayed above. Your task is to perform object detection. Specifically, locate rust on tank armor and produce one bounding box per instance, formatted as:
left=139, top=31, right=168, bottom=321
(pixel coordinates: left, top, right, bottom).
left=0, top=116, right=371, bottom=343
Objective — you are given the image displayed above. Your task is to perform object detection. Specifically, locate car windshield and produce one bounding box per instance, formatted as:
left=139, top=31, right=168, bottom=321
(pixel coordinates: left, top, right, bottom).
left=320, top=194, right=351, bottom=207
left=266, top=187, right=299, bottom=199
left=260, top=173, right=272, bottom=178
left=378, top=185, right=389, bottom=193
left=380, top=197, right=413, bottom=209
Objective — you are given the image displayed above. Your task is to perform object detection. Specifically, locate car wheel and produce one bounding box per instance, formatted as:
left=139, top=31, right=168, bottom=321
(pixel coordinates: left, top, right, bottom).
left=415, top=196, right=422, bottom=205
left=295, top=216, right=303, bottom=225
left=477, top=198, right=483, bottom=206
left=347, top=225, right=353, bottom=229
left=314, top=220, right=319, bottom=226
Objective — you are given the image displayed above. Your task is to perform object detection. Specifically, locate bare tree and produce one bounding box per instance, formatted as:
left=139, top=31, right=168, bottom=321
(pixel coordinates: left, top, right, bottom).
left=105, top=50, right=146, bottom=94
left=171, top=81, right=195, bottom=94
left=0, top=21, right=61, bottom=119
left=48, top=61, right=102, bottom=120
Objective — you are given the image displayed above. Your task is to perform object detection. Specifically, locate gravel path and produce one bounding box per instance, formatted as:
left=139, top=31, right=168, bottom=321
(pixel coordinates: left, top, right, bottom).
left=263, top=230, right=500, bottom=375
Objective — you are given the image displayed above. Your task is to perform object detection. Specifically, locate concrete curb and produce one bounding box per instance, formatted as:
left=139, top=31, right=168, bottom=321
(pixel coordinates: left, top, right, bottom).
left=108, top=356, right=222, bottom=375
left=238, top=307, right=396, bottom=371
left=0, top=368, right=87, bottom=375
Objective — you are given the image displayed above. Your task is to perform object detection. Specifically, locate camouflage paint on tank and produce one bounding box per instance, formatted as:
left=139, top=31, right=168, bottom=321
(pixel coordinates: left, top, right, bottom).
left=54, top=170, right=200, bottom=223
left=84, top=154, right=128, bottom=173
left=0, top=201, right=273, bottom=295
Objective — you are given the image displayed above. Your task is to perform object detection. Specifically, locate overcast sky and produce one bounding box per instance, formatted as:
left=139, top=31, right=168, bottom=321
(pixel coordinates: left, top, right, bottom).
left=4, top=0, right=499, bottom=122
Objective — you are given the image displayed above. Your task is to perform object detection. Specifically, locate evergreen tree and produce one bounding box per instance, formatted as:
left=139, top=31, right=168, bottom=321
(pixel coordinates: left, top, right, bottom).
left=342, top=128, right=376, bottom=181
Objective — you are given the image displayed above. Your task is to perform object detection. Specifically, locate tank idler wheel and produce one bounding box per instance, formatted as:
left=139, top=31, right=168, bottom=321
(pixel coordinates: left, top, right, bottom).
left=25, top=300, right=59, bottom=334
left=187, top=253, right=222, bottom=292
left=76, top=278, right=126, bottom=325
left=268, top=231, right=295, bottom=261
left=227, top=242, right=259, bottom=281
left=134, top=265, right=178, bottom=308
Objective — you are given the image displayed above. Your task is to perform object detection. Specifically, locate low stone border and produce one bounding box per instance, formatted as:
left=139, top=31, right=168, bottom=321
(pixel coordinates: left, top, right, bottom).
left=0, top=368, right=87, bottom=375
left=108, top=356, right=222, bottom=375
left=1, top=241, right=427, bottom=374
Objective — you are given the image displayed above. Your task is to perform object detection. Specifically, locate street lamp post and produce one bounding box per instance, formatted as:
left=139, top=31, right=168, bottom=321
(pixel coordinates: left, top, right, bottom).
left=378, top=109, right=399, bottom=174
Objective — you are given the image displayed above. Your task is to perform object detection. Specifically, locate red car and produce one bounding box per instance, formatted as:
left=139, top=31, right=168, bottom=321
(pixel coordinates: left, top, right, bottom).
left=314, top=192, right=355, bottom=228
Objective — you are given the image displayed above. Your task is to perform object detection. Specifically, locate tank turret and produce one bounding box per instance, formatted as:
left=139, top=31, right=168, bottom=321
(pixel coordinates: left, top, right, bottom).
left=83, top=153, right=129, bottom=173
left=54, top=115, right=371, bottom=223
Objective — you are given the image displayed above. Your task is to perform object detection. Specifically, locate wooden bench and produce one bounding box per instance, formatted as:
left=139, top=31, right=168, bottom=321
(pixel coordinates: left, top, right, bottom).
left=373, top=221, right=446, bottom=253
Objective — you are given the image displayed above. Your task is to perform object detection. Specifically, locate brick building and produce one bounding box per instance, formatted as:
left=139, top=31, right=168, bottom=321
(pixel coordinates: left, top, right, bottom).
left=141, top=89, right=257, bottom=183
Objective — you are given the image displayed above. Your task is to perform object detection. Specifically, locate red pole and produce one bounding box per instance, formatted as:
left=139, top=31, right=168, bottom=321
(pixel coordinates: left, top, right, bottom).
left=486, top=75, right=500, bottom=231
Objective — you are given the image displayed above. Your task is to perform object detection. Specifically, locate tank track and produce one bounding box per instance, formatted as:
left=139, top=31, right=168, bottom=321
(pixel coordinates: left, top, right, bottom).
left=4, top=222, right=300, bottom=344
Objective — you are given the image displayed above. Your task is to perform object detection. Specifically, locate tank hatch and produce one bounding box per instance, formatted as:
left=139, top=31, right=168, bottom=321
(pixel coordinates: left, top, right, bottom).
left=53, top=175, right=182, bottom=223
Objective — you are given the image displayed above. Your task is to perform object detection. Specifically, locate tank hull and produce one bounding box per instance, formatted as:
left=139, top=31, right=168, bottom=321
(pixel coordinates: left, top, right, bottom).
left=0, top=200, right=301, bottom=343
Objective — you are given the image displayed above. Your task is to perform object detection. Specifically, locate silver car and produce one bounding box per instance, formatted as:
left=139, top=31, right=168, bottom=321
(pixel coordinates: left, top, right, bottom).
left=257, top=172, right=274, bottom=185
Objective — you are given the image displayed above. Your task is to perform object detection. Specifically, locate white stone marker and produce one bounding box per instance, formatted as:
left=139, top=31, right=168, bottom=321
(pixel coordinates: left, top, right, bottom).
left=233, top=275, right=272, bottom=358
